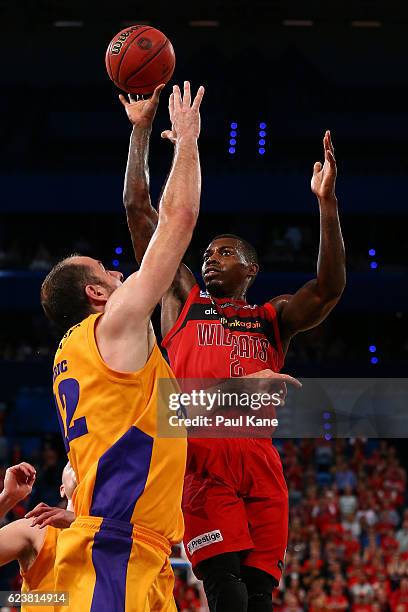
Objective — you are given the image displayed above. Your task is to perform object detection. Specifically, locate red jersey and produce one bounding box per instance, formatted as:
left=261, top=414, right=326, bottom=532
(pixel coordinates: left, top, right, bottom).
left=162, top=284, right=284, bottom=378
left=163, top=285, right=289, bottom=576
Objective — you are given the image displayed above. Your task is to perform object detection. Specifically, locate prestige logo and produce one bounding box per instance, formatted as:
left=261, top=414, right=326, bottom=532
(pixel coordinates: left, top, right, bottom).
left=187, top=530, right=223, bottom=555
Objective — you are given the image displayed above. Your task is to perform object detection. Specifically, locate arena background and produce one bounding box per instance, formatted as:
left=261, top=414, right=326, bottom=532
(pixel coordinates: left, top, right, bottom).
left=0, top=1, right=407, bottom=610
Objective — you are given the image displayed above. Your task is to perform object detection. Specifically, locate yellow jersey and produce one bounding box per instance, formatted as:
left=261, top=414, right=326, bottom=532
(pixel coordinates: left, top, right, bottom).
left=52, top=314, right=186, bottom=545
left=20, top=525, right=60, bottom=612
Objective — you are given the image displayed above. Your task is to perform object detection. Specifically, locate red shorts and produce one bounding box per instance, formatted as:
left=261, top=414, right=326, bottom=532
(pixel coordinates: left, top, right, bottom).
left=182, top=438, right=288, bottom=583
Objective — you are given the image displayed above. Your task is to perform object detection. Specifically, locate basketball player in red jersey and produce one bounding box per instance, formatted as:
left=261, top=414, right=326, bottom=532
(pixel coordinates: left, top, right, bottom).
left=120, top=88, right=346, bottom=611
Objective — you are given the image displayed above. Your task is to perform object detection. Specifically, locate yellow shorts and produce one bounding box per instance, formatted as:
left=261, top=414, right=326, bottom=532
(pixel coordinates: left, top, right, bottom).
left=54, top=516, right=177, bottom=612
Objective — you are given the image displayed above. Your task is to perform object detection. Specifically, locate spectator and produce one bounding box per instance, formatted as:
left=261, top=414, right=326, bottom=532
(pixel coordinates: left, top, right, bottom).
left=340, top=484, right=358, bottom=516
left=335, top=459, right=357, bottom=491
left=390, top=577, right=408, bottom=610
left=396, top=520, right=408, bottom=553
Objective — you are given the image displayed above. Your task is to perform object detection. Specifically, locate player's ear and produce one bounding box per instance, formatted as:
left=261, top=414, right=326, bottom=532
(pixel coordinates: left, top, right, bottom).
left=247, top=263, right=259, bottom=281
left=60, top=484, right=65, bottom=499
left=85, top=284, right=108, bottom=303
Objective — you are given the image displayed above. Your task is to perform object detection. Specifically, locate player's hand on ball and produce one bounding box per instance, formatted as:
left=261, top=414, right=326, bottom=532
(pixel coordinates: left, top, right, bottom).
left=162, top=81, right=204, bottom=143
left=119, top=83, right=165, bottom=128
left=311, top=130, right=337, bottom=200
left=25, top=502, right=75, bottom=529
left=3, top=462, right=36, bottom=502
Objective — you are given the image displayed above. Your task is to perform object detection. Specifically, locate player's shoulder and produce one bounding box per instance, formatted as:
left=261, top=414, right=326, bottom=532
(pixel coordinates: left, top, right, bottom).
left=267, top=294, right=293, bottom=315
left=56, top=318, right=90, bottom=354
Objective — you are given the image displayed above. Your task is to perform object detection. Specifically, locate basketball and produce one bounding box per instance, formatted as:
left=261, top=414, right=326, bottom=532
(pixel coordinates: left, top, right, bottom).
left=105, top=25, right=175, bottom=95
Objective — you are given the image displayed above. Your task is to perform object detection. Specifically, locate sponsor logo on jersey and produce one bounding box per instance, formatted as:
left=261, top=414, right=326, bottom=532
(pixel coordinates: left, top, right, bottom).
left=187, top=529, right=223, bottom=555
left=204, top=308, right=218, bottom=315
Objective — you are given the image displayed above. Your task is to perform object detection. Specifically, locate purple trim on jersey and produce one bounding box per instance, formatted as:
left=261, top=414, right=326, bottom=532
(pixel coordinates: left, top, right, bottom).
left=90, top=519, right=133, bottom=612
left=90, top=426, right=153, bottom=521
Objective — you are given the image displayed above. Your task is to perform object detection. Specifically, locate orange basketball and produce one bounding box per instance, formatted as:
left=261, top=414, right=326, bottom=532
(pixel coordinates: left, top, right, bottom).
left=105, top=25, right=175, bottom=95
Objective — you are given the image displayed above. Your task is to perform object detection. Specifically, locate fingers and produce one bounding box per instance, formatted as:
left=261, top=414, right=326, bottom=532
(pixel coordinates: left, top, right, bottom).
left=8, top=462, right=36, bottom=482
left=25, top=503, right=49, bottom=518
left=168, top=92, right=175, bottom=119
left=252, top=370, right=302, bottom=388
left=324, top=130, right=335, bottom=160
left=182, top=81, right=191, bottom=108
left=27, top=472, right=36, bottom=487
left=30, top=509, right=58, bottom=528
left=17, top=462, right=36, bottom=473
left=161, top=130, right=176, bottom=143
left=171, top=82, right=205, bottom=112
left=118, top=94, right=129, bottom=107
left=313, top=161, right=322, bottom=174
left=326, top=148, right=336, bottom=168
left=275, top=373, right=302, bottom=389
left=151, top=83, right=165, bottom=105
left=172, top=85, right=182, bottom=112
left=325, top=129, right=334, bottom=150
left=191, top=85, right=205, bottom=111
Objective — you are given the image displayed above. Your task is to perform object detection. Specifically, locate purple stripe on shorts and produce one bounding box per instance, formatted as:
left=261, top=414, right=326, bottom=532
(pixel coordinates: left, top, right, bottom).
left=90, top=426, right=153, bottom=522
left=90, top=519, right=133, bottom=612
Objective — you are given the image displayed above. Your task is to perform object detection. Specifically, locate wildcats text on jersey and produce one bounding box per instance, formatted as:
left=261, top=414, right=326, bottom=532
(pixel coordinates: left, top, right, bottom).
left=197, top=323, right=269, bottom=362
left=162, top=284, right=284, bottom=379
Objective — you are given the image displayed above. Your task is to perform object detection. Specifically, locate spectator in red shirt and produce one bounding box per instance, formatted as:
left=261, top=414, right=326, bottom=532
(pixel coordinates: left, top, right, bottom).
left=326, top=581, right=348, bottom=610
left=282, top=591, right=303, bottom=612
left=391, top=578, right=408, bottom=611
left=179, top=585, right=201, bottom=611
left=381, top=528, right=400, bottom=558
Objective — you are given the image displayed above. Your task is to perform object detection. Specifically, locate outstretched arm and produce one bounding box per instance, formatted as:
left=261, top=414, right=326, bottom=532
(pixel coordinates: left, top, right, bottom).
left=120, top=85, right=196, bottom=336
left=98, top=82, right=204, bottom=371
left=272, top=131, right=346, bottom=346
left=120, top=86, right=162, bottom=264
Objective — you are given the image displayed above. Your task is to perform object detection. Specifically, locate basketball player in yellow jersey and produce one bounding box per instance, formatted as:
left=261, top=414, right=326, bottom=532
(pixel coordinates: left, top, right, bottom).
left=40, top=81, right=204, bottom=612
left=0, top=461, right=76, bottom=612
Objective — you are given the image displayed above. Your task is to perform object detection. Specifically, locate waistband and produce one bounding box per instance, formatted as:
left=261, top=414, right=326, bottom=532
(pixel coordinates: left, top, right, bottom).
left=73, top=515, right=172, bottom=556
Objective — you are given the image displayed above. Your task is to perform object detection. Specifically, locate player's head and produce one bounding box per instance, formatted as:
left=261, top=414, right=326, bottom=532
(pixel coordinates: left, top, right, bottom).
left=41, top=254, right=123, bottom=333
left=202, top=234, right=259, bottom=297
left=60, top=461, right=77, bottom=501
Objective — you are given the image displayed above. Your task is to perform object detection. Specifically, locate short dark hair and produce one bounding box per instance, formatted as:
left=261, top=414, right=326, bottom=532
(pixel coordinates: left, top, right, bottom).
left=41, top=255, right=100, bottom=333
left=211, top=234, right=258, bottom=265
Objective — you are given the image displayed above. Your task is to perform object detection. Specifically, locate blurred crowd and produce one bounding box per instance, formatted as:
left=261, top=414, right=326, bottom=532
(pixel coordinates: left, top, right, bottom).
left=0, top=436, right=407, bottom=611
left=0, top=212, right=407, bottom=274
left=1, top=310, right=408, bottom=374
left=275, top=438, right=408, bottom=611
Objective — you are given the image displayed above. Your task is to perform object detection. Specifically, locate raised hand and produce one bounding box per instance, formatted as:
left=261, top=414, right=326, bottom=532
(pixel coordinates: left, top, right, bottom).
left=3, top=462, right=36, bottom=503
left=160, top=88, right=176, bottom=144
left=311, top=130, right=337, bottom=200
left=25, top=502, right=75, bottom=529
left=119, top=83, right=165, bottom=129
left=161, top=81, right=204, bottom=144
